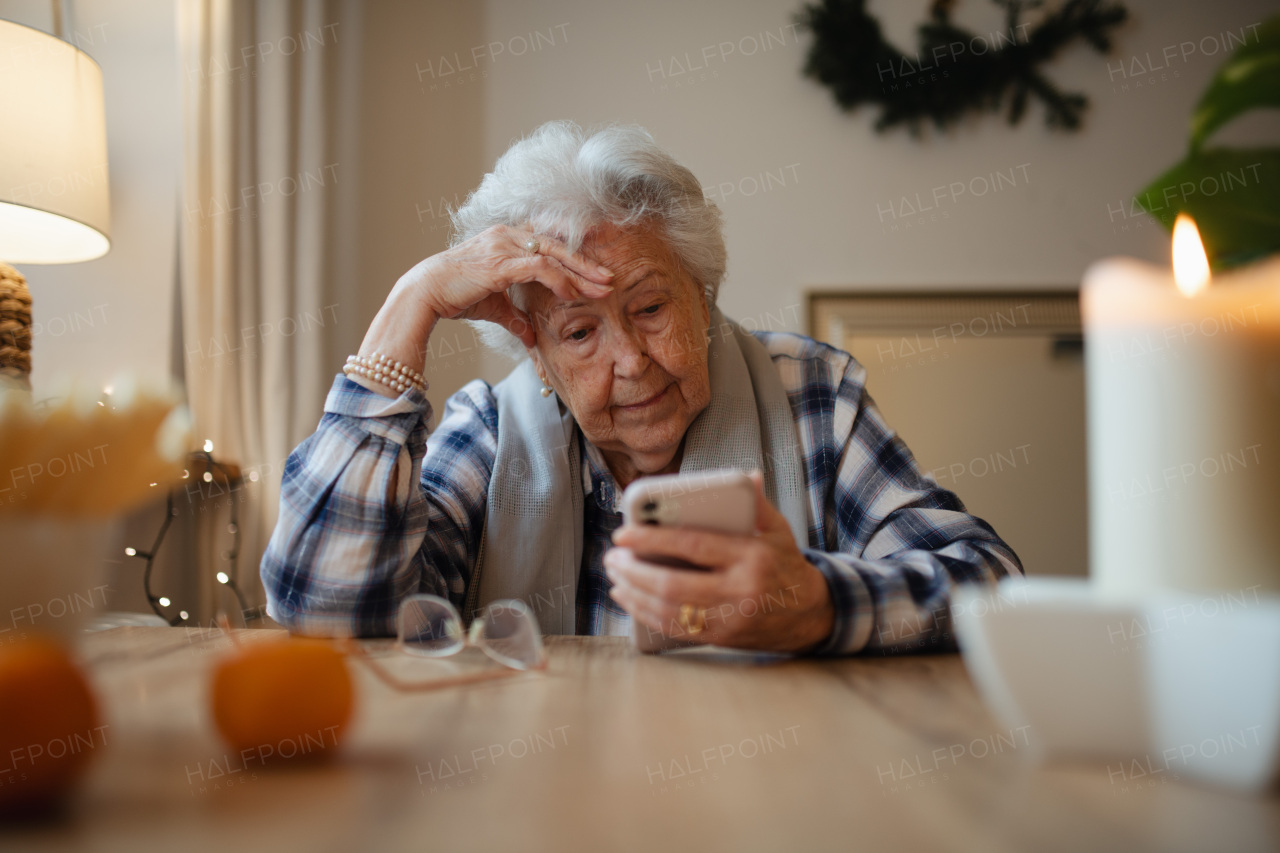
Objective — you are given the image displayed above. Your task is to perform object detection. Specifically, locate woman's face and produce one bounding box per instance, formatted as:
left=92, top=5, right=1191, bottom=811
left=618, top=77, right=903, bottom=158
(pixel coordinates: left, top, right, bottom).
left=525, top=223, right=711, bottom=485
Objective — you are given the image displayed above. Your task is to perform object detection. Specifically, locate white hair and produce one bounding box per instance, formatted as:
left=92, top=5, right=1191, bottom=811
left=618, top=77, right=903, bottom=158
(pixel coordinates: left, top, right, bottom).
left=451, top=121, right=726, bottom=360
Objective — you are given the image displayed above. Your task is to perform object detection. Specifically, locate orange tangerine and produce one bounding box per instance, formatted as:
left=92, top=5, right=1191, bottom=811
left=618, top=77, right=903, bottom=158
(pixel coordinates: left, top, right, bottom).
left=0, top=636, right=102, bottom=818
left=211, top=637, right=354, bottom=761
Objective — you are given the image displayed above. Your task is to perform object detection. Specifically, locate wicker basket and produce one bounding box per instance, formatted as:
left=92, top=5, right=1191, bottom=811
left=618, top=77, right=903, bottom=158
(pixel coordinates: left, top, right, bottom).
left=0, top=262, right=33, bottom=387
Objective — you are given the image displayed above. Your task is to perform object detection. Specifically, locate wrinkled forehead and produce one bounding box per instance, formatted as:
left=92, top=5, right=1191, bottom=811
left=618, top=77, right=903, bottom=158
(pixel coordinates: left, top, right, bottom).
left=514, top=222, right=695, bottom=314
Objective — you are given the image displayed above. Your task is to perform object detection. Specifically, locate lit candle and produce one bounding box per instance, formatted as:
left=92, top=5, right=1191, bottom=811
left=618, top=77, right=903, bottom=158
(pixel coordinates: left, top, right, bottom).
left=1082, top=217, right=1280, bottom=598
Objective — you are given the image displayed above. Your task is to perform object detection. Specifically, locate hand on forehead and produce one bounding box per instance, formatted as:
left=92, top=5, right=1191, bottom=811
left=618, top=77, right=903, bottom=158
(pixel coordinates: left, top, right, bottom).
left=522, top=223, right=685, bottom=318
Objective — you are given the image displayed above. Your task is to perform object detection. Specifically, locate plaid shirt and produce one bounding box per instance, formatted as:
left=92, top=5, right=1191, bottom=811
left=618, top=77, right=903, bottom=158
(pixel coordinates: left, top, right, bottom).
left=261, top=330, right=1023, bottom=654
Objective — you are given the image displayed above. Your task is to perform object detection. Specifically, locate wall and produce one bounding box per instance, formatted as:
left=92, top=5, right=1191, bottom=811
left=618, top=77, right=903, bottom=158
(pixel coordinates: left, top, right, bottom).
left=352, top=0, right=489, bottom=409
left=475, top=0, right=1277, bottom=367
left=5, top=0, right=1275, bottom=404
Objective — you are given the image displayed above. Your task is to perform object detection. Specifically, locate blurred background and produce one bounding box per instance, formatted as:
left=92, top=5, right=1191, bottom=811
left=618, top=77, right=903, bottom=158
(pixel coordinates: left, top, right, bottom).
left=1, top=0, right=1275, bottom=620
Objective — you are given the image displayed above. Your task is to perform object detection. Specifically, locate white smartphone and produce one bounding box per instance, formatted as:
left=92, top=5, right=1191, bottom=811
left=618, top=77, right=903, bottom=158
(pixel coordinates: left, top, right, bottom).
left=618, top=469, right=756, bottom=653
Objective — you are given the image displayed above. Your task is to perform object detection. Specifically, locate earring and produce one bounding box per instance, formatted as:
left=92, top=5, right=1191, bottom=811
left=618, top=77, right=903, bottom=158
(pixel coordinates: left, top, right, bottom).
left=540, top=385, right=553, bottom=398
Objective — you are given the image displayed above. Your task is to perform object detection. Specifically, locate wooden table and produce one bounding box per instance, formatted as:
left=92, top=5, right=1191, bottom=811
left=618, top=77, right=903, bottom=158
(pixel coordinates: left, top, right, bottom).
left=7, top=628, right=1277, bottom=852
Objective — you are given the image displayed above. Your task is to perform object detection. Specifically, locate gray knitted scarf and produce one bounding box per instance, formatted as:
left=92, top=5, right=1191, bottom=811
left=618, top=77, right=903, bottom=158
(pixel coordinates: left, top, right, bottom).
left=466, top=309, right=808, bottom=634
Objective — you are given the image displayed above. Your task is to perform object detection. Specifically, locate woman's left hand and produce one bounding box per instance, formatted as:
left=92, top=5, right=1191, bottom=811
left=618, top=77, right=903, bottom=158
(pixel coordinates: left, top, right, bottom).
left=605, top=472, right=835, bottom=653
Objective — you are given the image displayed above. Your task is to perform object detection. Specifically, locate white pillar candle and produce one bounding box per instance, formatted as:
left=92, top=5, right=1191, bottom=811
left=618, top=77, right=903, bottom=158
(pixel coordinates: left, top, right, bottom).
left=1082, top=222, right=1280, bottom=599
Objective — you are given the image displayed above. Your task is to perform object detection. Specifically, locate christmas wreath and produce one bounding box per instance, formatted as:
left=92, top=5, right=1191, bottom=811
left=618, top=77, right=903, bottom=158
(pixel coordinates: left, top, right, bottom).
left=797, top=0, right=1129, bottom=134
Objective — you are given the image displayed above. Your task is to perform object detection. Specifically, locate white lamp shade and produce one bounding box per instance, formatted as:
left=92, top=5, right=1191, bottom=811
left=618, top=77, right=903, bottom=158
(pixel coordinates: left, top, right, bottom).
left=0, top=20, right=110, bottom=263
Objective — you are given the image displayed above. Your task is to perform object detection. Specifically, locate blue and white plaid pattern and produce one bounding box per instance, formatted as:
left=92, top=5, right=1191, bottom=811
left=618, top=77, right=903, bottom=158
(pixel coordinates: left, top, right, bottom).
left=261, top=330, right=1023, bottom=654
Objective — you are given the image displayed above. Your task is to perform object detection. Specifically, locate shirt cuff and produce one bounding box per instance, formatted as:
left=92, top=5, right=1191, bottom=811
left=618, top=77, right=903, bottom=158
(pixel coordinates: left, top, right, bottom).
left=323, top=374, right=433, bottom=444
left=802, top=549, right=874, bottom=656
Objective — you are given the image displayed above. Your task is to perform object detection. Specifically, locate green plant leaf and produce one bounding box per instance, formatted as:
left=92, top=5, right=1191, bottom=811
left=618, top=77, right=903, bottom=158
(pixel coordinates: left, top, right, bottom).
left=1135, top=147, right=1280, bottom=270
left=1190, top=16, right=1280, bottom=150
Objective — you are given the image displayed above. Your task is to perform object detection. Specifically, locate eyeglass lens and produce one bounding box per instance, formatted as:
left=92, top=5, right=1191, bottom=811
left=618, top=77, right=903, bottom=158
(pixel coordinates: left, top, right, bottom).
left=475, top=602, right=543, bottom=670
left=399, top=598, right=464, bottom=655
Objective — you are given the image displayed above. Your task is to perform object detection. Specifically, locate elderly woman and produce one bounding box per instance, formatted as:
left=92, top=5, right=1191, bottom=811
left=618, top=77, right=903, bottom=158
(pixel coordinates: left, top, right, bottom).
left=261, top=121, right=1022, bottom=654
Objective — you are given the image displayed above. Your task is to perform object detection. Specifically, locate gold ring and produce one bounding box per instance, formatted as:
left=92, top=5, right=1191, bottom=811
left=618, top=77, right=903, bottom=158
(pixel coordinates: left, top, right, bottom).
left=678, top=603, right=706, bottom=636
left=523, top=238, right=540, bottom=255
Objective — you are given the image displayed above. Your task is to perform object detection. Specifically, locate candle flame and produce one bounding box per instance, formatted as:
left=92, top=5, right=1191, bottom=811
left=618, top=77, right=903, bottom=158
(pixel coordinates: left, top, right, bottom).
left=1172, top=214, right=1210, bottom=297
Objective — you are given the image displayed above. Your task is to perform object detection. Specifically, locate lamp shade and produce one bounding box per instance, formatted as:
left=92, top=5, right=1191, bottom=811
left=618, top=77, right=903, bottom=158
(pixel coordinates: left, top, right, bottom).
left=0, top=20, right=110, bottom=264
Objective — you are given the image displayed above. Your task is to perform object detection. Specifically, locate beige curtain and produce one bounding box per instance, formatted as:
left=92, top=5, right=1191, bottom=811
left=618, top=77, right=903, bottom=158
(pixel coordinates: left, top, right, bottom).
left=177, top=0, right=357, bottom=621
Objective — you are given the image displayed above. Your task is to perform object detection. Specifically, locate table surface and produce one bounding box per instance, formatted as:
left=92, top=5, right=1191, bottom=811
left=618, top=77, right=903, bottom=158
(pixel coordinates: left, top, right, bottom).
left=6, top=628, right=1277, bottom=853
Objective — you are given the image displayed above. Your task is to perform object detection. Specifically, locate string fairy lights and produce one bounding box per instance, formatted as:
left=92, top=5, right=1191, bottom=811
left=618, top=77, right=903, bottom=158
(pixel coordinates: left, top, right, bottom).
left=121, top=446, right=256, bottom=626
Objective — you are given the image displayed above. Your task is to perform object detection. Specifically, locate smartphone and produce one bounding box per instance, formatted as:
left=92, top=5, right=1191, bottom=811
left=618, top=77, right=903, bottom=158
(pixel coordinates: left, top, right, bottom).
left=618, top=470, right=756, bottom=652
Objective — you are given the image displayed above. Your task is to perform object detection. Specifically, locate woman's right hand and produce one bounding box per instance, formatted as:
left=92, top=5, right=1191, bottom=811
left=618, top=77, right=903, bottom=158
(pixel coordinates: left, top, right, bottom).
left=351, top=226, right=614, bottom=393
left=408, top=225, right=616, bottom=348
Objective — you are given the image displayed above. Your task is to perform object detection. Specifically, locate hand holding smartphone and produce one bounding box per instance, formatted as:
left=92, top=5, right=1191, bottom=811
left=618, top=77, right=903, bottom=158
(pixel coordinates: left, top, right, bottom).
left=618, top=470, right=756, bottom=652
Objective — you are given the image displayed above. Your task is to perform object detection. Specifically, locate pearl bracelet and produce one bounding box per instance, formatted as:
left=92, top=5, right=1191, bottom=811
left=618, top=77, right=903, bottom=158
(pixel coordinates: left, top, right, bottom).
left=342, top=352, right=426, bottom=395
